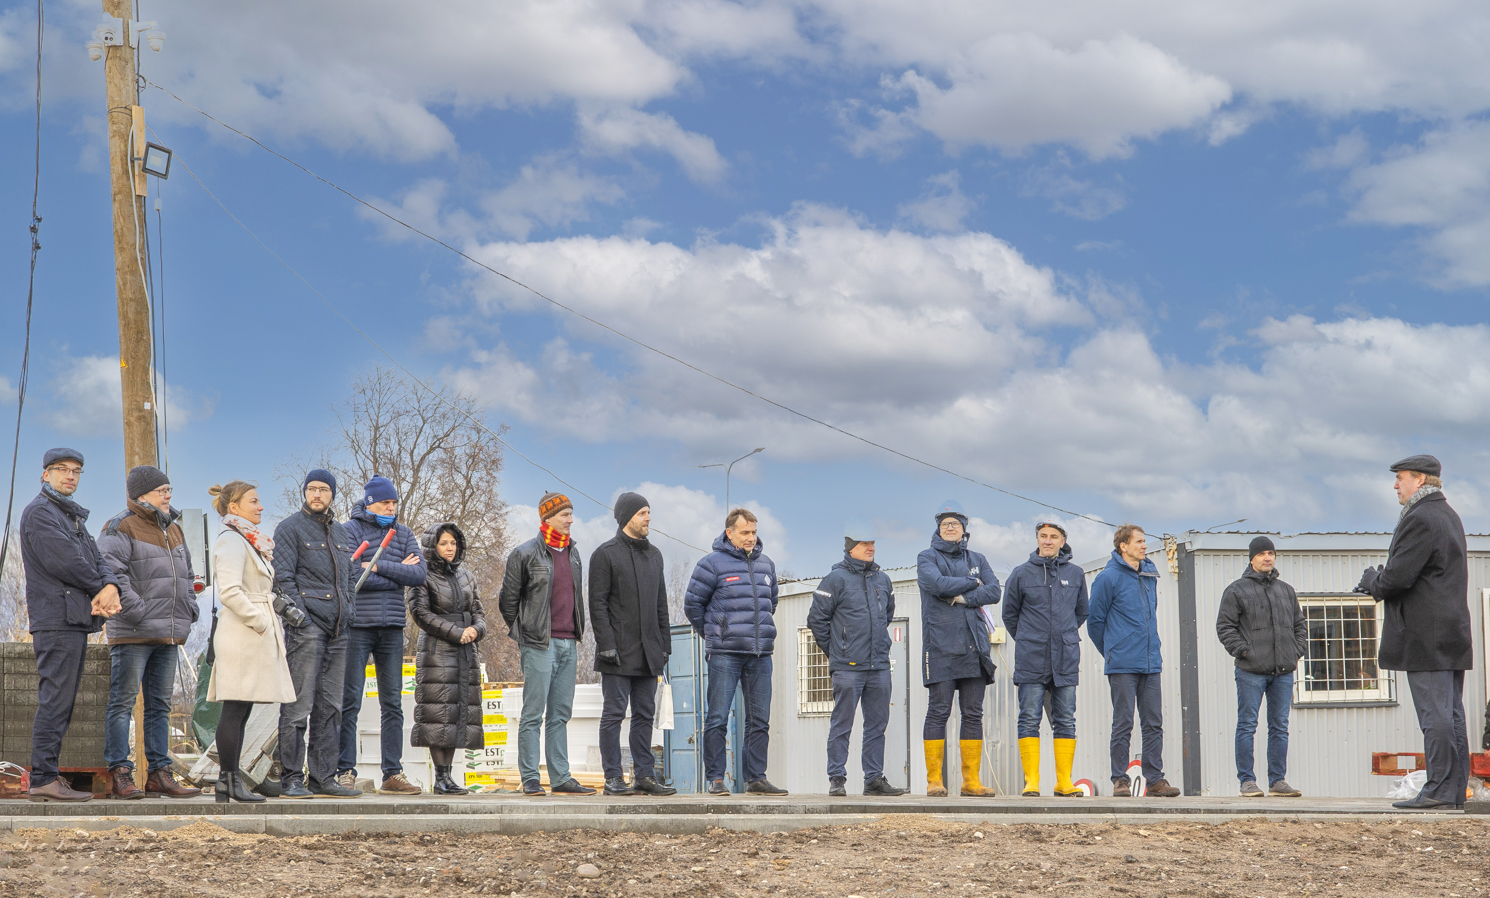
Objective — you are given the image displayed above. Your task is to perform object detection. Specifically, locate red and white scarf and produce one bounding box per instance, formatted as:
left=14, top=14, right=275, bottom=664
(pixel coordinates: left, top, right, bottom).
left=540, top=522, right=570, bottom=550
left=224, top=513, right=275, bottom=564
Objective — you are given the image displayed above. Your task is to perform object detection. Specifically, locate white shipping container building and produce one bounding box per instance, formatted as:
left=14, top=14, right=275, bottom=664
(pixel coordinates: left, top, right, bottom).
left=765, top=532, right=1490, bottom=798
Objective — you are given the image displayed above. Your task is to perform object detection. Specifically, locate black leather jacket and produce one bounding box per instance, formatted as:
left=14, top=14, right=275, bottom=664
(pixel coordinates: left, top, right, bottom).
left=1216, top=566, right=1306, bottom=676
left=498, top=535, right=585, bottom=649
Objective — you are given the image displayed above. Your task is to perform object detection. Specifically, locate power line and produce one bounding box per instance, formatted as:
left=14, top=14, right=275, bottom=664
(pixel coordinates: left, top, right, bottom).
left=169, top=153, right=707, bottom=555
left=141, top=79, right=1117, bottom=530
left=0, top=0, right=45, bottom=580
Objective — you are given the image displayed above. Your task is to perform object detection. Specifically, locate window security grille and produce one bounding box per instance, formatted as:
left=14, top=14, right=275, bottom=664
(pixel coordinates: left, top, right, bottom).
left=1294, top=595, right=1395, bottom=704
left=797, top=628, right=832, bottom=715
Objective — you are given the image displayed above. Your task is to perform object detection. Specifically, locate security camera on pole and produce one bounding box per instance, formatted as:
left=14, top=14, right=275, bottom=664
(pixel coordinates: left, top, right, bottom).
left=86, top=1, right=169, bottom=790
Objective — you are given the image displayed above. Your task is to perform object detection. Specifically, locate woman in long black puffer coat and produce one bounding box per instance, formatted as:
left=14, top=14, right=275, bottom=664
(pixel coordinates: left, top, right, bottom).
left=408, top=522, right=487, bottom=794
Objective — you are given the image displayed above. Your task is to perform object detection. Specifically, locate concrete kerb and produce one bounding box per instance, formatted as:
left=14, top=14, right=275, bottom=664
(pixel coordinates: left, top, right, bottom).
left=0, top=809, right=1468, bottom=837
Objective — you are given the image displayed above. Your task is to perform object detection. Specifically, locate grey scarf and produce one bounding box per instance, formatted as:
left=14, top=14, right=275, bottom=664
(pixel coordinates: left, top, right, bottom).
left=1398, top=484, right=1443, bottom=522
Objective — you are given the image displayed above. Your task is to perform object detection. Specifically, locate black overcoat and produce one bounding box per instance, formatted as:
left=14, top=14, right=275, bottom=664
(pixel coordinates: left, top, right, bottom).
left=1369, top=491, right=1472, bottom=672
left=588, top=529, right=670, bottom=677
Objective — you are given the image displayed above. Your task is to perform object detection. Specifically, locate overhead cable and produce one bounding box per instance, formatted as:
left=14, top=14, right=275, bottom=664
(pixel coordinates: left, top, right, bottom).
left=144, top=78, right=1116, bottom=529
left=0, top=0, right=45, bottom=581
left=170, top=153, right=708, bottom=555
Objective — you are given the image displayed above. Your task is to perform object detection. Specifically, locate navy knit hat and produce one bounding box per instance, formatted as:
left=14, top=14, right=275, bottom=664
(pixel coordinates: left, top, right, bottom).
left=613, top=491, right=649, bottom=528
left=363, top=476, right=398, bottom=505
left=304, top=468, right=337, bottom=500
left=126, top=465, right=170, bottom=500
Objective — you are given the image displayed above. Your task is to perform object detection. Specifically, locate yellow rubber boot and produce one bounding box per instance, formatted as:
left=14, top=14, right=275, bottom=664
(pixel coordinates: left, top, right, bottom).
left=1053, top=738, right=1083, bottom=796
left=924, top=740, right=947, bottom=797
left=1019, top=737, right=1042, bottom=796
left=960, top=740, right=995, bottom=796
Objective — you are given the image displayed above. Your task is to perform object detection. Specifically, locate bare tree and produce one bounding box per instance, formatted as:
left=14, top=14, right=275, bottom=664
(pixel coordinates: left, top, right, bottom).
left=278, top=366, right=515, bottom=679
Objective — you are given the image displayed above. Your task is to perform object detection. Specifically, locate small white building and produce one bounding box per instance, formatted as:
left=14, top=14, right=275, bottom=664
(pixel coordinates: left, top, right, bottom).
left=764, top=532, right=1490, bottom=798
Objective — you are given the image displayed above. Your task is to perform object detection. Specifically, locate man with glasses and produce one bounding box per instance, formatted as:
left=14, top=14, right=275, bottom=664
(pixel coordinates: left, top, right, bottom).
left=97, top=465, right=203, bottom=798
left=272, top=469, right=362, bottom=798
left=19, top=449, right=121, bottom=802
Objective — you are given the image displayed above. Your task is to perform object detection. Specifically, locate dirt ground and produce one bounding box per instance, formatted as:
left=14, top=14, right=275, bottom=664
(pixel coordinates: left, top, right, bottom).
left=0, top=815, right=1487, bottom=898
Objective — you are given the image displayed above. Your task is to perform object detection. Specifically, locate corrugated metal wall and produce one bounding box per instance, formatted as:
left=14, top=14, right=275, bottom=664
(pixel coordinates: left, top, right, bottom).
left=1188, top=547, right=1488, bottom=798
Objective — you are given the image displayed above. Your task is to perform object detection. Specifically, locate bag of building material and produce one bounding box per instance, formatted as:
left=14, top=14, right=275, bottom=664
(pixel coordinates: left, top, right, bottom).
left=1386, top=769, right=1427, bottom=799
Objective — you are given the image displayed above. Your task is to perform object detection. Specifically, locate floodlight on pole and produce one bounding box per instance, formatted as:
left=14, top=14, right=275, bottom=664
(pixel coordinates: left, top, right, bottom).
left=140, top=142, right=172, bottom=179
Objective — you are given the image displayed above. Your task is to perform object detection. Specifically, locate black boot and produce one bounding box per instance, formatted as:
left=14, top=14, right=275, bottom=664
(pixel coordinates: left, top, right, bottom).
left=220, top=771, right=266, bottom=804
left=432, top=765, right=468, bottom=795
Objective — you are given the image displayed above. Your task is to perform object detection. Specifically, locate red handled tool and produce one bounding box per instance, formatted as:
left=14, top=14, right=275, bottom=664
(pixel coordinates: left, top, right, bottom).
left=354, top=530, right=395, bottom=593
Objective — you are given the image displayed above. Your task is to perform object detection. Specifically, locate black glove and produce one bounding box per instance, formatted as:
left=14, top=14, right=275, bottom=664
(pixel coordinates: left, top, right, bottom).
left=272, top=591, right=308, bottom=628
left=598, top=649, right=619, bottom=664
left=1354, top=565, right=1383, bottom=595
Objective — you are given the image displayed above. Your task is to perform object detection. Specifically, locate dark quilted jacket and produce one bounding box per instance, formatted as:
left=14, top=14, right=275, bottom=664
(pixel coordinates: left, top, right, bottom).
left=684, top=532, right=778, bottom=656
left=343, top=502, right=426, bottom=629
left=408, top=523, right=486, bottom=750
left=19, top=487, right=117, bottom=633
left=271, top=507, right=357, bottom=635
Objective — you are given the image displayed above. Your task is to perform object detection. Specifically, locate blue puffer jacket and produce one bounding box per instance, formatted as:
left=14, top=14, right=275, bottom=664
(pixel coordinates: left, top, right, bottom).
left=1002, top=545, right=1088, bottom=687
left=684, top=532, right=778, bottom=656
left=343, top=502, right=426, bottom=629
left=916, top=533, right=1000, bottom=685
left=807, top=552, right=894, bottom=672
left=1086, top=550, right=1162, bottom=675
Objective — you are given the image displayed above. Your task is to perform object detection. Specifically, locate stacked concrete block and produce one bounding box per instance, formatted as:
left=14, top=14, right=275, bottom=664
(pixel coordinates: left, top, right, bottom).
left=0, top=642, right=108, bottom=770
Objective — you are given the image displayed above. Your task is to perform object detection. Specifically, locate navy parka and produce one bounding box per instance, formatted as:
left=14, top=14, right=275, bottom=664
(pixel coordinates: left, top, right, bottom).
left=915, top=533, right=1000, bottom=685
left=1002, top=544, right=1089, bottom=687
left=807, top=552, right=895, bottom=672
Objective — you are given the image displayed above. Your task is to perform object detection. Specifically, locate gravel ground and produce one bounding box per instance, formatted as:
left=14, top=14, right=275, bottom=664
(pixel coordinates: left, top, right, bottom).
left=0, top=815, right=1487, bottom=897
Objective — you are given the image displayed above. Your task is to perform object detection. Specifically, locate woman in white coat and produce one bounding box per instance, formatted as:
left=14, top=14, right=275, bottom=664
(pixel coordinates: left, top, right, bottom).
left=207, top=481, right=295, bottom=802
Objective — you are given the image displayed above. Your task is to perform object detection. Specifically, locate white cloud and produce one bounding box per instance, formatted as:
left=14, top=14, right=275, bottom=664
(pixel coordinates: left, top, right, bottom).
left=439, top=206, right=1490, bottom=529
left=506, top=481, right=789, bottom=571
left=966, top=513, right=1118, bottom=575
left=1021, top=155, right=1127, bottom=220
left=865, top=32, right=1231, bottom=159
left=42, top=354, right=212, bottom=437
left=1342, top=121, right=1490, bottom=286
left=896, top=170, right=975, bottom=232
left=0, top=376, right=15, bottom=405
left=577, top=105, right=727, bottom=183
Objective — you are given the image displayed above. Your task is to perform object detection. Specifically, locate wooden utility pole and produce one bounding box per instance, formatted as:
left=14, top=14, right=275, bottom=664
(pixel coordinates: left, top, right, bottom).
left=103, top=0, right=156, bottom=789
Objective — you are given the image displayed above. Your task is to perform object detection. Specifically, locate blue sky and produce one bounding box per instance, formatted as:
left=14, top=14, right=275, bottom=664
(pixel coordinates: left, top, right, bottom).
left=2, top=1, right=1490, bottom=579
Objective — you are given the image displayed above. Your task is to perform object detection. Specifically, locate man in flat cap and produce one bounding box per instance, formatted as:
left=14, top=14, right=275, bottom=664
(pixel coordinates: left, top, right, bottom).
left=19, top=449, right=121, bottom=801
left=1357, top=455, right=1472, bottom=809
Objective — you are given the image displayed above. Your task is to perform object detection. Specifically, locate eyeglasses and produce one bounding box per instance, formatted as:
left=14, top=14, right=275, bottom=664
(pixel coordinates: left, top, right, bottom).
left=46, top=465, right=83, bottom=476
left=148, top=487, right=173, bottom=496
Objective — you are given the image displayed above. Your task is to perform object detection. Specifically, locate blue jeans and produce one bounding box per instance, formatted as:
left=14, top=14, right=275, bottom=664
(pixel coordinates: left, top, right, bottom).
left=104, top=643, right=177, bottom=772
left=519, top=639, right=577, bottom=785
left=1234, top=668, right=1292, bottom=786
left=827, top=668, right=891, bottom=784
left=1108, top=672, right=1164, bottom=783
left=1017, top=682, right=1076, bottom=740
left=924, top=677, right=985, bottom=741
left=704, top=652, right=772, bottom=783
left=280, top=624, right=348, bottom=785
left=338, top=626, right=405, bottom=778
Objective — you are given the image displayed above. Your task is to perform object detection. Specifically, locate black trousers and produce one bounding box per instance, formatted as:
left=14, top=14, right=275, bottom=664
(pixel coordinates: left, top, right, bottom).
left=924, top=677, right=985, bottom=741
left=1406, top=670, right=1469, bottom=804
left=217, top=700, right=255, bottom=773
left=31, top=630, right=88, bottom=786
left=599, top=674, right=657, bottom=780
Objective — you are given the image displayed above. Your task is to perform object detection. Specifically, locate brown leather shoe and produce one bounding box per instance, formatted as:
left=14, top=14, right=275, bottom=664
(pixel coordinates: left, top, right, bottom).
left=30, top=777, right=93, bottom=802
left=1146, top=778, right=1181, bottom=797
left=1111, top=778, right=1132, bottom=798
left=146, top=768, right=202, bottom=798
left=109, top=767, right=145, bottom=800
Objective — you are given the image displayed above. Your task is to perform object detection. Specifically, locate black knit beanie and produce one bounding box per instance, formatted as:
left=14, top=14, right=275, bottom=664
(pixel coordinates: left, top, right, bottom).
left=127, top=465, right=170, bottom=500
left=1248, top=536, right=1275, bottom=560
left=614, top=491, right=649, bottom=528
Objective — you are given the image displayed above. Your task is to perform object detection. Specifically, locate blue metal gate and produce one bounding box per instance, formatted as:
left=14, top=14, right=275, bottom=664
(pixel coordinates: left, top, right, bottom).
left=663, top=625, right=744, bottom=792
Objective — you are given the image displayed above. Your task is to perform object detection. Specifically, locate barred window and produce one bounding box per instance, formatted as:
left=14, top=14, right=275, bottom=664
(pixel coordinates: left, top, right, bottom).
left=1294, top=595, right=1395, bottom=704
left=797, top=628, right=832, bottom=715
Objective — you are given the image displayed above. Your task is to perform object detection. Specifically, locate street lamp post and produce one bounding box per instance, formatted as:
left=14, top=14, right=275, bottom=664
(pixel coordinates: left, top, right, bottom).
left=697, top=447, right=765, bottom=511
